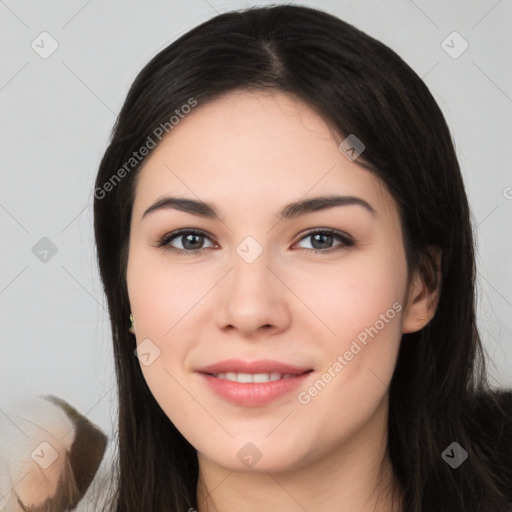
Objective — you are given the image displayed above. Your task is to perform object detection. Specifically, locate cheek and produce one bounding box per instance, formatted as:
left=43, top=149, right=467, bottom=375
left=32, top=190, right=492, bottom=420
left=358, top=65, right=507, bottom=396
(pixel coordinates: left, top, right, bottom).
left=302, top=252, right=406, bottom=341
left=127, top=258, right=196, bottom=422
left=127, top=247, right=205, bottom=338
left=293, top=262, right=405, bottom=451
left=127, top=252, right=212, bottom=415
left=299, top=252, right=406, bottom=417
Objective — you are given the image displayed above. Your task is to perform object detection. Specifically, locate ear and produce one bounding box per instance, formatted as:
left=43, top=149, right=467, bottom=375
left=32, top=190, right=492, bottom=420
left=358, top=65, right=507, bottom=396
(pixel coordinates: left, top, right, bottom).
left=402, top=246, right=442, bottom=334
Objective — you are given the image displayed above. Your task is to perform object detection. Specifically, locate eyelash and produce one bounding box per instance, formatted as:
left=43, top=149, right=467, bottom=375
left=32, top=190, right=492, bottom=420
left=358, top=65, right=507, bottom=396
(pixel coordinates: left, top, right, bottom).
left=155, top=228, right=354, bottom=256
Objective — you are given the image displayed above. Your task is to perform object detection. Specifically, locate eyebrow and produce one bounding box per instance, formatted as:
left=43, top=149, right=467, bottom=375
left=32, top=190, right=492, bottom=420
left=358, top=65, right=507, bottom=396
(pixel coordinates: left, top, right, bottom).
left=141, top=194, right=377, bottom=221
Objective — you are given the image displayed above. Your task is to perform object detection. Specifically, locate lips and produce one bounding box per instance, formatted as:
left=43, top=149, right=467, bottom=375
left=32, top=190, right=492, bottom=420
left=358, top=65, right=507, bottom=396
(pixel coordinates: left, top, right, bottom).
left=197, top=358, right=312, bottom=375
left=196, top=359, right=314, bottom=407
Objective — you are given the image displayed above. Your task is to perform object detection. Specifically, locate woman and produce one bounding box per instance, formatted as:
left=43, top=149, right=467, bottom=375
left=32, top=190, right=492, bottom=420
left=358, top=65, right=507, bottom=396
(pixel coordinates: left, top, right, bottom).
left=93, top=5, right=512, bottom=511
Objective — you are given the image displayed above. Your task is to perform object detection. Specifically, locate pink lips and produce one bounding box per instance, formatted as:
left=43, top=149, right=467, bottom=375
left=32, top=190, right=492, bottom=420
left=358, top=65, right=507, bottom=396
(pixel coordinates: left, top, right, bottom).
left=196, top=359, right=314, bottom=407
left=197, top=358, right=311, bottom=375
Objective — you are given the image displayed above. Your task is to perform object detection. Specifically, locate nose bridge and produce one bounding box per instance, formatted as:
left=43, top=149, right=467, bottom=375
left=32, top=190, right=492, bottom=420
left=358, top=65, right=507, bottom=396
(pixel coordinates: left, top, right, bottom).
left=216, top=234, right=289, bottom=333
left=229, top=236, right=275, bottom=300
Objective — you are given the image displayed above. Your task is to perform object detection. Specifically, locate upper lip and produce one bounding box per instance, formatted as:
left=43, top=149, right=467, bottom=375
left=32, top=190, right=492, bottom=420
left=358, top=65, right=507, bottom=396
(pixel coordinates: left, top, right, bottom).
left=197, top=359, right=313, bottom=375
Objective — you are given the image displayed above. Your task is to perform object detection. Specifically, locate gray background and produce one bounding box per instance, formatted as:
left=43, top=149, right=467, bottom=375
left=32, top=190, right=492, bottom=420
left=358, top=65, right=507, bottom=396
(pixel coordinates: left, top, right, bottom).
left=1, top=0, right=511, bottom=507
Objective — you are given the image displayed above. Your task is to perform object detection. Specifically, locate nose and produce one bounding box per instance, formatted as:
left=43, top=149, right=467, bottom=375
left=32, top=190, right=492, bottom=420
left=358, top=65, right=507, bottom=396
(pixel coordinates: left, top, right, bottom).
left=214, top=248, right=292, bottom=337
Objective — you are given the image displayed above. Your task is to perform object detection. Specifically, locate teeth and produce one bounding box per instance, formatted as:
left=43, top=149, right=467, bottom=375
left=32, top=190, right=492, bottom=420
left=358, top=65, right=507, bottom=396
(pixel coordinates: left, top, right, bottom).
left=253, top=373, right=271, bottom=383
left=213, top=372, right=296, bottom=383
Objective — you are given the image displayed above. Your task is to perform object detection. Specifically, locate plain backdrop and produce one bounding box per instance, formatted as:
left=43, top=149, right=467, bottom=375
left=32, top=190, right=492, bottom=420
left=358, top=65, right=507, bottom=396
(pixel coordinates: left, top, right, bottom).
left=1, top=0, right=511, bottom=506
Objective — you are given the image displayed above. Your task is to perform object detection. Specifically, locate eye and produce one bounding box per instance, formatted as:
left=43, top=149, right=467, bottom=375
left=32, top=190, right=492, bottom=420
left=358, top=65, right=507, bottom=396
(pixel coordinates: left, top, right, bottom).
left=156, top=229, right=216, bottom=255
left=155, top=228, right=354, bottom=256
left=294, top=229, right=354, bottom=254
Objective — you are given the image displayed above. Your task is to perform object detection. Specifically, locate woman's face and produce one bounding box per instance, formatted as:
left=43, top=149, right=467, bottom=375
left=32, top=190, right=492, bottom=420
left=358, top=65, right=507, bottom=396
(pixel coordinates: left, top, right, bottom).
left=126, top=89, right=425, bottom=473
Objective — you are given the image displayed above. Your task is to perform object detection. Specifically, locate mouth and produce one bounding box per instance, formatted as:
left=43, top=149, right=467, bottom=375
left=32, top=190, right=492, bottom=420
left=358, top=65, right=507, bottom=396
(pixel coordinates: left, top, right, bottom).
left=206, top=371, right=308, bottom=383
left=196, top=359, right=314, bottom=407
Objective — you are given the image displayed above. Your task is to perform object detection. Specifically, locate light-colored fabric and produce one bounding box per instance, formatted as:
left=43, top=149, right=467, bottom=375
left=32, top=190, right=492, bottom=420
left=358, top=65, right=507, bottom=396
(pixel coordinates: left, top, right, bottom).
left=0, top=395, right=108, bottom=512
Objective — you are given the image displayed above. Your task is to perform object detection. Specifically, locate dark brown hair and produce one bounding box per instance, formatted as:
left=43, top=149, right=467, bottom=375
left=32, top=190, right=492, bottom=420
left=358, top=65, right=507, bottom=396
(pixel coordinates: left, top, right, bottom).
left=93, top=5, right=512, bottom=511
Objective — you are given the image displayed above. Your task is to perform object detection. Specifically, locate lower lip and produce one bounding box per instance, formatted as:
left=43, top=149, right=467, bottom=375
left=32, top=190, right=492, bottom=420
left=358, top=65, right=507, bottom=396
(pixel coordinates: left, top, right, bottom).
left=198, top=372, right=312, bottom=407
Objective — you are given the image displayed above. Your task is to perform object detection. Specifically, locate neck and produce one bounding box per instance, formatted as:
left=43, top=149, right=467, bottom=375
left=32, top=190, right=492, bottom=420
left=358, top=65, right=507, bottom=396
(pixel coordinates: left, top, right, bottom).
left=195, top=395, right=403, bottom=512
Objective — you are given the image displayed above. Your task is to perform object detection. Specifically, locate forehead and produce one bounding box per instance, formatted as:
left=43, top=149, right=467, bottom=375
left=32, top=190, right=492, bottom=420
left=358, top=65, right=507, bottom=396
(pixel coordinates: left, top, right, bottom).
left=131, top=89, right=397, bottom=224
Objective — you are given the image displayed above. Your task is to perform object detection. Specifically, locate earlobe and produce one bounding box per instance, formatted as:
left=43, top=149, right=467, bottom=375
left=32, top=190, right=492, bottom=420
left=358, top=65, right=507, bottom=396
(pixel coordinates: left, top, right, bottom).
left=402, top=247, right=442, bottom=334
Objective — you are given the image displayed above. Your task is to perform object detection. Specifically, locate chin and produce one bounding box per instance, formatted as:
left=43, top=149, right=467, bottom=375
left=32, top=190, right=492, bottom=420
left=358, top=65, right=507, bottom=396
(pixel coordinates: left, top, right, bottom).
left=196, top=435, right=312, bottom=474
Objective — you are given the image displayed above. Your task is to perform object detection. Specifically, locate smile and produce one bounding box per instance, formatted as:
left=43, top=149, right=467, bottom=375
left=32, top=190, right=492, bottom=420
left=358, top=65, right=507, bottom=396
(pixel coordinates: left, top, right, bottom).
left=198, top=369, right=314, bottom=407
left=210, top=372, right=297, bottom=383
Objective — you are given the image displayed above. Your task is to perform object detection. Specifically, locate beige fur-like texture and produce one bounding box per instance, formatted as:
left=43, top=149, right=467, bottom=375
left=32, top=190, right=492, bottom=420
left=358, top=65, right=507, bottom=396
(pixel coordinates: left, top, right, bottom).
left=0, top=395, right=107, bottom=512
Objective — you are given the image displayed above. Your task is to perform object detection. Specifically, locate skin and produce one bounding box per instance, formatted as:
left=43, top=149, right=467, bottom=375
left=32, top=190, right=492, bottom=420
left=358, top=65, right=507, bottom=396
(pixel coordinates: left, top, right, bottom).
left=126, top=89, right=440, bottom=512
